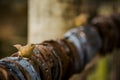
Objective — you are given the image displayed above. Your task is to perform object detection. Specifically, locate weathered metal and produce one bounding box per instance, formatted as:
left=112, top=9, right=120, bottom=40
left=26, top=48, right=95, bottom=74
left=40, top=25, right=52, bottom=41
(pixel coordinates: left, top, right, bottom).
left=0, top=13, right=120, bottom=80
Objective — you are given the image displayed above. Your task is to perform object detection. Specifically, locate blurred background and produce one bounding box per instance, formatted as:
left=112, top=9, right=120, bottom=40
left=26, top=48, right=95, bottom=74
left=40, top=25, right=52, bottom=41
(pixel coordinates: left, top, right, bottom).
left=0, top=0, right=119, bottom=58
left=0, top=0, right=120, bottom=80
left=0, top=0, right=27, bottom=58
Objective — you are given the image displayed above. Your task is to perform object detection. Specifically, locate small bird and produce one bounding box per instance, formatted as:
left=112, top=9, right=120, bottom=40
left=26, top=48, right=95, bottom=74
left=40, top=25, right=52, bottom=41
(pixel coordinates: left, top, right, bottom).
left=13, top=44, right=35, bottom=58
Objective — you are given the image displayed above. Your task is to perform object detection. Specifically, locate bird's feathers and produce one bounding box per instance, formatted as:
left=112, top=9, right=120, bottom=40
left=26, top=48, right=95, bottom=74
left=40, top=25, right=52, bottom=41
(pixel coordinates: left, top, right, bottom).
left=13, top=44, right=35, bottom=58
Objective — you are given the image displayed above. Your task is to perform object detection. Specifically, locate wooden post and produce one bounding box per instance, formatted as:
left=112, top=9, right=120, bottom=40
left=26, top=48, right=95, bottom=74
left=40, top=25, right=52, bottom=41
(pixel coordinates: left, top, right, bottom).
left=28, top=0, right=81, bottom=43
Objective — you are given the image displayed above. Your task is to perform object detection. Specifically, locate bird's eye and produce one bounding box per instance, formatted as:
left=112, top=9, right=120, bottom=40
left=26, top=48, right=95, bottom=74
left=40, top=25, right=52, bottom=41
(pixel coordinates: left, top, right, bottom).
left=30, top=44, right=35, bottom=48
left=31, top=44, right=34, bottom=46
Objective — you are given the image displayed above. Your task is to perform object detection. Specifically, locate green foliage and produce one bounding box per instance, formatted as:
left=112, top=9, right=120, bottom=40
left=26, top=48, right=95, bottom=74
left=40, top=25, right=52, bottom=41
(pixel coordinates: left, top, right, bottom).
left=87, top=57, right=108, bottom=80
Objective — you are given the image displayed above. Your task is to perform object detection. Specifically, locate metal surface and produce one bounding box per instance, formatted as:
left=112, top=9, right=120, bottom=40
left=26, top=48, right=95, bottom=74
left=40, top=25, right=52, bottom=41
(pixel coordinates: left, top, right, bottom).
left=0, top=13, right=120, bottom=80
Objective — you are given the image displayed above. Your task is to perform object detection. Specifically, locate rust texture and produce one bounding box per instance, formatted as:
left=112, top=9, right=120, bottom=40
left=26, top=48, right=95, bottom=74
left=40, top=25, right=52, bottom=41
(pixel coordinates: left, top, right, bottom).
left=0, top=13, right=120, bottom=80
left=91, top=13, right=120, bottom=53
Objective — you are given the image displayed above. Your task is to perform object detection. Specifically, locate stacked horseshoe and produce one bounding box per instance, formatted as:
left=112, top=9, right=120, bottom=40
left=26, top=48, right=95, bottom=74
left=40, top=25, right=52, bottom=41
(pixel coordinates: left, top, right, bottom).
left=91, top=13, right=120, bottom=53
left=0, top=13, right=120, bottom=80
left=0, top=39, right=80, bottom=80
